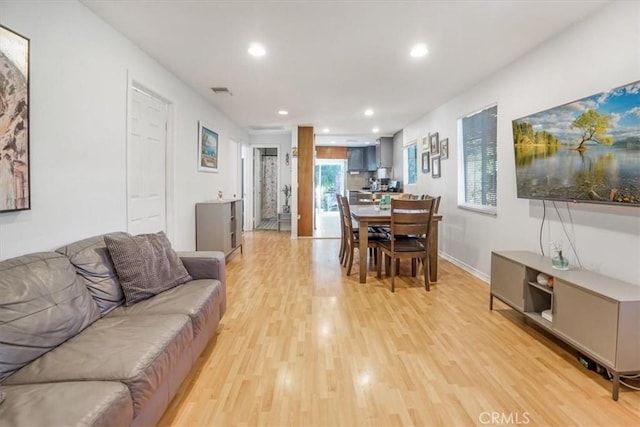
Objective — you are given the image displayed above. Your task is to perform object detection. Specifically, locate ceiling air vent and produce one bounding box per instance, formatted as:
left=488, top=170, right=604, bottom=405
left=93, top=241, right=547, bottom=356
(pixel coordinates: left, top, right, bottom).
left=210, top=87, right=233, bottom=95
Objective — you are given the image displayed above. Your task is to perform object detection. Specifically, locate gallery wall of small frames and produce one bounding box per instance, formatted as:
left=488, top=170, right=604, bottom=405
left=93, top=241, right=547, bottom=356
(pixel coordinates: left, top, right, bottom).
left=422, top=132, right=449, bottom=178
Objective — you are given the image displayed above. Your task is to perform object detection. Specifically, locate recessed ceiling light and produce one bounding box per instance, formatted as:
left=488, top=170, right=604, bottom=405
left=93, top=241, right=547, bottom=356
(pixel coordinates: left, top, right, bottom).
left=330, top=141, right=336, bottom=144
left=372, top=127, right=379, bottom=133
left=278, top=110, right=288, bottom=115
left=364, top=109, right=374, bottom=116
left=410, top=43, right=428, bottom=58
left=323, top=128, right=330, bottom=133
left=248, top=43, right=266, bottom=57
left=364, top=141, right=370, bottom=145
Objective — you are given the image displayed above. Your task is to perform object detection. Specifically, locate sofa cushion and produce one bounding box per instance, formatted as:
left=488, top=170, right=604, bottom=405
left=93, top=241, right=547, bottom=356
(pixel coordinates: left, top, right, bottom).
left=109, top=279, right=223, bottom=337
left=56, top=233, right=126, bottom=316
left=105, top=231, right=192, bottom=306
left=3, top=314, right=192, bottom=418
left=0, top=252, right=100, bottom=383
left=0, top=382, right=133, bottom=427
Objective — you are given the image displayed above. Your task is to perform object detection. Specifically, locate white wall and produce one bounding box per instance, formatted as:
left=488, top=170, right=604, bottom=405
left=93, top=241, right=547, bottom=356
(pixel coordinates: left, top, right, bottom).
left=404, top=1, right=640, bottom=285
left=0, top=0, right=248, bottom=258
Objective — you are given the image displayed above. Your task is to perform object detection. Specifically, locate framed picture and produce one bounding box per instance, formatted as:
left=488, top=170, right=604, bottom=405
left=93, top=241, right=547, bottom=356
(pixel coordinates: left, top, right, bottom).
left=422, top=136, right=429, bottom=149
left=429, top=132, right=440, bottom=156
left=432, top=156, right=441, bottom=178
left=422, top=151, right=430, bottom=173
left=0, top=25, right=30, bottom=213
left=440, top=138, right=449, bottom=159
left=198, top=121, right=219, bottom=172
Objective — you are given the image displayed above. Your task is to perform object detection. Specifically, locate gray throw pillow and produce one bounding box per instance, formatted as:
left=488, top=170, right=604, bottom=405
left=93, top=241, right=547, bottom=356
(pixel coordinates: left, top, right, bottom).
left=104, top=231, right=192, bottom=306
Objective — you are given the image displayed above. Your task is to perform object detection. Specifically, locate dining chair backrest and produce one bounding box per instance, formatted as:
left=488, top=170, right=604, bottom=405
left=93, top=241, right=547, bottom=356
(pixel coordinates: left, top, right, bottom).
left=338, top=195, right=355, bottom=237
left=336, top=194, right=346, bottom=260
left=408, top=194, right=421, bottom=200
left=389, top=198, right=436, bottom=246
left=423, top=194, right=441, bottom=213
left=353, top=192, right=376, bottom=205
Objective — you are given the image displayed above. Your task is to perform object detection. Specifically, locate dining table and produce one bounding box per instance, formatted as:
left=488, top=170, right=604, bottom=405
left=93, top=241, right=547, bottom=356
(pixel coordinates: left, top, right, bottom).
left=350, top=204, right=443, bottom=284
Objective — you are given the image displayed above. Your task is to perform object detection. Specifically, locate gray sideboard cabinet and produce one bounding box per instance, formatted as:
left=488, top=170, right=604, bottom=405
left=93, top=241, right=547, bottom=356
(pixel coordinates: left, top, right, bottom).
left=490, top=250, right=640, bottom=401
left=196, top=200, right=243, bottom=258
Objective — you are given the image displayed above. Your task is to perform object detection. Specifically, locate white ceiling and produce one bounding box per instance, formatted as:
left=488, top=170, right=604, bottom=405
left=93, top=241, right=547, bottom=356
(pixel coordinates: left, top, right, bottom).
left=82, top=0, right=608, bottom=147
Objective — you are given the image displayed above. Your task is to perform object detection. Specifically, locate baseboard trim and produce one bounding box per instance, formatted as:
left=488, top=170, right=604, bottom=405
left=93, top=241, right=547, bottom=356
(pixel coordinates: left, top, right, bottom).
left=439, top=252, right=490, bottom=284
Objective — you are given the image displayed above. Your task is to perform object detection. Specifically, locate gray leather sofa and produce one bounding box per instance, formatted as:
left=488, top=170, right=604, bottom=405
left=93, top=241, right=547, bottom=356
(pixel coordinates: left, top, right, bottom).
left=0, top=233, right=226, bottom=427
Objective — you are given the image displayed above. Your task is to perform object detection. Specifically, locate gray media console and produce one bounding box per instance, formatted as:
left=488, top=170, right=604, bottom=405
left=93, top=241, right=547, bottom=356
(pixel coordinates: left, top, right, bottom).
left=490, top=250, right=640, bottom=401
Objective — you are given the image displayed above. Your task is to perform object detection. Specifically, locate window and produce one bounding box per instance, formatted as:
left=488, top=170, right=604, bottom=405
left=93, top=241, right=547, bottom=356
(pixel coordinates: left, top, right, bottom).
left=458, top=105, right=497, bottom=214
left=404, top=142, right=418, bottom=185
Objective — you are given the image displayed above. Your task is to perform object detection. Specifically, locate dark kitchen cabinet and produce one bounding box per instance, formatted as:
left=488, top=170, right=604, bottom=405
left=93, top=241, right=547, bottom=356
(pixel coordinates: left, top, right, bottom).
left=347, top=147, right=364, bottom=171
left=365, top=146, right=377, bottom=171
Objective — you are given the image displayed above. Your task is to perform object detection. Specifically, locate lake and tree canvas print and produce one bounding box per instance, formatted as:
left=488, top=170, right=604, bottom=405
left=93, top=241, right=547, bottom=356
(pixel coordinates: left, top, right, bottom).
left=0, top=25, right=30, bottom=213
left=513, top=80, right=640, bottom=206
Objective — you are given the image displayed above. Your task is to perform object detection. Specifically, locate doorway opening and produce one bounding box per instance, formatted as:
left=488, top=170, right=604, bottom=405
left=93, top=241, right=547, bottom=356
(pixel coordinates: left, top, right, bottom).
left=254, top=147, right=279, bottom=230
left=314, top=159, right=346, bottom=238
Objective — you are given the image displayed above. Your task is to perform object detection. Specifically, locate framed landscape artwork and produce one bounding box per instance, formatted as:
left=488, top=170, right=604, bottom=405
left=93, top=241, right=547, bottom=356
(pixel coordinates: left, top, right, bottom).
left=0, top=25, right=30, bottom=213
left=198, top=121, right=219, bottom=172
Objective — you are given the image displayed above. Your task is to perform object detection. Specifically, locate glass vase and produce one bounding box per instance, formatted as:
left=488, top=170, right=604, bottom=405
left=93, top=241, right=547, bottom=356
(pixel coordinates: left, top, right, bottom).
left=552, top=254, right=569, bottom=270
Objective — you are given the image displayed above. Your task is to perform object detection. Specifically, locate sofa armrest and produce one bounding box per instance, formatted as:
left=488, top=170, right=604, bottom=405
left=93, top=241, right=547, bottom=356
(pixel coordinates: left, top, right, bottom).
left=177, top=251, right=225, bottom=283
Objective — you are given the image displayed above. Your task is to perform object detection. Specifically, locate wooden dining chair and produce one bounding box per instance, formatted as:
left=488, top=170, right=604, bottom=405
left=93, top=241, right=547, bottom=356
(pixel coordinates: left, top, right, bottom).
left=338, top=195, right=384, bottom=275
left=352, top=192, right=376, bottom=205
left=424, top=194, right=441, bottom=213
left=375, top=198, right=436, bottom=292
left=336, top=194, right=347, bottom=264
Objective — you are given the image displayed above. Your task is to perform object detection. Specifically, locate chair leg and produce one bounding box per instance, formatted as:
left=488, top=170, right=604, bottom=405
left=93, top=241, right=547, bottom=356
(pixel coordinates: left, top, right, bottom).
left=391, top=256, right=396, bottom=292
left=376, top=249, right=383, bottom=278
left=346, top=245, right=354, bottom=275
left=385, top=255, right=390, bottom=277
left=423, top=255, right=430, bottom=291
left=411, top=259, right=417, bottom=276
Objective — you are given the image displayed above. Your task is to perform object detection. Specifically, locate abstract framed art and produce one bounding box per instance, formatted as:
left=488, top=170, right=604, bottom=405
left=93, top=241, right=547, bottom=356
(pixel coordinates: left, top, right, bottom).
left=429, top=132, right=440, bottom=156
left=0, top=25, right=30, bottom=213
left=198, top=121, right=219, bottom=172
left=440, top=138, right=449, bottom=159
left=422, top=151, right=430, bottom=173
left=432, top=156, right=441, bottom=178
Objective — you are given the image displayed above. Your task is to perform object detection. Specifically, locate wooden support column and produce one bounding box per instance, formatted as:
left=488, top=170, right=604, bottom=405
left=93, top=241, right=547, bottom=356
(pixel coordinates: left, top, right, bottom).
left=297, top=126, right=314, bottom=236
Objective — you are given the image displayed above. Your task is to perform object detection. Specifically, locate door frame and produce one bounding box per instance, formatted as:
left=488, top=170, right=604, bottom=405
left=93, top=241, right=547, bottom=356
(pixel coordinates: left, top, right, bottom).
left=126, top=74, right=175, bottom=240
left=246, top=144, right=280, bottom=231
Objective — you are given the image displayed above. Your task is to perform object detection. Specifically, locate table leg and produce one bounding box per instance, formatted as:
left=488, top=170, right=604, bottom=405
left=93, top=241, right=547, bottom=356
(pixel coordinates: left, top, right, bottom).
left=359, top=219, right=368, bottom=283
left=429, top=220, right=439, bottom=282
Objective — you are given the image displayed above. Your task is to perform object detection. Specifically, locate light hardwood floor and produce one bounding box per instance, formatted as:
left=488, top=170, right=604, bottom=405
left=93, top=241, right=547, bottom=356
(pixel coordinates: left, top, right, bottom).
left=160, top=232, right=640, bottom=426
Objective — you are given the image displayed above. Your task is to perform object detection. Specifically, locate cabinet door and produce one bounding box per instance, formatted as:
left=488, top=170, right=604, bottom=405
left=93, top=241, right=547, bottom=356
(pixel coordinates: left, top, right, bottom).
left=553, top=280, right=618, bottom=366
left=366, top=145, right=377, bottom=171
left=376, top=137, right=393, bottom=168
left=347, top=148, right=364, bottom=171
left=490, top=253, right=525, bottom=311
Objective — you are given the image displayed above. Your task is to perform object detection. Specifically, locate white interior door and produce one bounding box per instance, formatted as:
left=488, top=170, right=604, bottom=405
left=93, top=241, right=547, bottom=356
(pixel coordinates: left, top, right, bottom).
left=128, top=86, right=167, bottom=235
